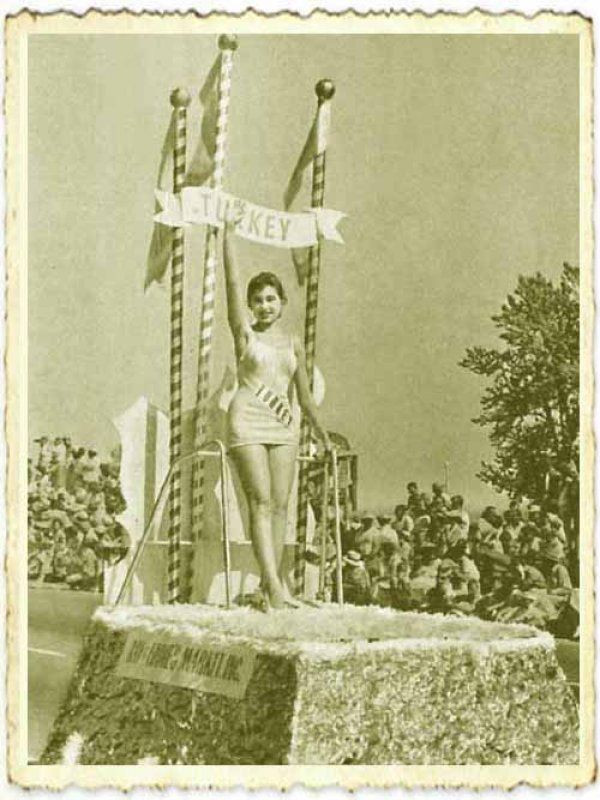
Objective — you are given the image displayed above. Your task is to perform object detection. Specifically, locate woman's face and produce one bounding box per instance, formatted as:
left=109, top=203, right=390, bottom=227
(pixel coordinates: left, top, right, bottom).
left=249, top=285, right=283, bottom=325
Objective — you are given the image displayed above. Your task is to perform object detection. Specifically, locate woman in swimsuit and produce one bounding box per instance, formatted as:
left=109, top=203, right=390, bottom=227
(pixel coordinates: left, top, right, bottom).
left=223, top=216, right=331, bottom=610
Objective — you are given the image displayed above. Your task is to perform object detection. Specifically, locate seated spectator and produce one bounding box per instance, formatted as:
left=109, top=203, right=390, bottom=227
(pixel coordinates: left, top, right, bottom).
left=477, top=540, right=512, bottom=595
left=443, top=494, right=470, bottom=551
left=66, top=543, right=98, bottom=591
left=431, top=482, right=451, bottom=509
left=355, top=515, right=378, bottom=558
left=478, top=506, right=504, bottom=552
left=35, top=436, right=52, bottom=470
left=410, top=543, right=440, bottom=603
left=538, top=541, right=572, bottom=592
left=545, top=509, right=567, bottom=545
left=517, top=521, right=542, bottom=561
left=512, top=558, right=547, bottom=591
left=52, top=436, right=67, bottom=464
left=411, top=500, right=432, bottom=549
left=340, top=550, right=371, bottom=606
left=81, top=449, right=101, bottom=486
left=500, top=509, right=522, bottom=552
left=341, top=514, right=361, bottom=554
left=392, top=504, right=414, bottom=535
left=508, top=498, right=524, bottom=522
left=406, top=481, right=420, bottom=514
left=424, top=558, right=473, bottom=615
left=371, top=540, right=399, bottom=608
left=47, top=539, right=71, bottom=583
left=28, top=435, right=129, bottom=590
left=389, top=537, right=411, bottom=587
left=396, top=527, right=413, bottom=563
left=374, top=515, right=398, bottom=550
left=447, top=539, right=480, bottom=605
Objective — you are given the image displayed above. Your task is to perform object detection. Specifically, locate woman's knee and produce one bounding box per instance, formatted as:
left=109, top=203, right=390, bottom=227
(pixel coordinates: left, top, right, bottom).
left=247, top=490, right=271, bottom=517
left=270, top=496, right=289, bottom=518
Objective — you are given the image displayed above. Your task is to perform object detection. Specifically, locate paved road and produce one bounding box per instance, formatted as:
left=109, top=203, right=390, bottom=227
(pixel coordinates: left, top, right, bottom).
left=27, top=585, right=580, bottom=763
left=28, top=585, right=101, bottom=763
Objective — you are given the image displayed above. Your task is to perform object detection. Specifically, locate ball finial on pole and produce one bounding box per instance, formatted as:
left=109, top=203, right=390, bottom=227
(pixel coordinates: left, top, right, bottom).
left=170, top=87, right=191, bottom=109
left=315, top=79, right=335, bottom=102
left=218, top=33, right=238, bottom=52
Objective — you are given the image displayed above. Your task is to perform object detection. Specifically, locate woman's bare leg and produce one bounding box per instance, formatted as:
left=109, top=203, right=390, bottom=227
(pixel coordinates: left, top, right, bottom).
left=230, top=444, right=285, bottom=608
left=268, top=444, right=298, bottom=592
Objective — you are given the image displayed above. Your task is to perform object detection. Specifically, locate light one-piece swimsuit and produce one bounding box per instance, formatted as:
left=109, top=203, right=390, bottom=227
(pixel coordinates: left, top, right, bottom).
left=227, top=329, right=300, bottom=449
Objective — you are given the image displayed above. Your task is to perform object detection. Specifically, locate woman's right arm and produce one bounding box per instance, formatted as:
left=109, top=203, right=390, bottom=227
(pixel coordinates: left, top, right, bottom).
left=223, top=219, right=248, bottom=359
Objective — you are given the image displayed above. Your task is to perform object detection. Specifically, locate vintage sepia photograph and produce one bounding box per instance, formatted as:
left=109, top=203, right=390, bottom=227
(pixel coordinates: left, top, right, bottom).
left=4, top=8, right=594, bottom=790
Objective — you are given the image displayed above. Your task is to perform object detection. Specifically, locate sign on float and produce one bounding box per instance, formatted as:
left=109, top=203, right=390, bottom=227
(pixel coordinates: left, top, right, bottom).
left=115, top=631, right=257, bottom=699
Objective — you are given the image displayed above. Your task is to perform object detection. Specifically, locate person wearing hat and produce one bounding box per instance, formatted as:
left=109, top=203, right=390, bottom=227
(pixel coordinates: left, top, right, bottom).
left=340, top=550, right=371, bottom=606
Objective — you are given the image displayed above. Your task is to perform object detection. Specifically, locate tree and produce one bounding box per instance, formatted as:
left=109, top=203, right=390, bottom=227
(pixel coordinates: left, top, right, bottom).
left=460, top=263, right=579, bottom=503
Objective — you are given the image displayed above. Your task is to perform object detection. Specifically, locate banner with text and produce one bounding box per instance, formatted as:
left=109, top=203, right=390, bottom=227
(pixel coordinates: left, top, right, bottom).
left=154, top=187, right=345, bottom=249
left=115, top=631, right=257, bottom=699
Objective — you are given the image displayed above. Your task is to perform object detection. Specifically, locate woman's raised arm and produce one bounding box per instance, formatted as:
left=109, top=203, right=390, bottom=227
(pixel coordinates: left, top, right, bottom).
left=223, top=219, right=248, bottom=358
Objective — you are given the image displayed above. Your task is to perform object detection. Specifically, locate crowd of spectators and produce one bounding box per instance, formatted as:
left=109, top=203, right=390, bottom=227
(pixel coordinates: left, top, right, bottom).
left=316, top=481, right=579, bottom=640
left=28, top=436, right=130, bottom=591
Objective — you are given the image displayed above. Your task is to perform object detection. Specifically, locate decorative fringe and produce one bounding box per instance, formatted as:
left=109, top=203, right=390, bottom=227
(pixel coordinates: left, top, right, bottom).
left=60, top=731, right=84, bottom=765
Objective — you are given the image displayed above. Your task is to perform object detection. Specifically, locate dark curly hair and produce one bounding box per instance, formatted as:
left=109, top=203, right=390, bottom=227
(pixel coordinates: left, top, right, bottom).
left=246, top=271, right=287, bottom=306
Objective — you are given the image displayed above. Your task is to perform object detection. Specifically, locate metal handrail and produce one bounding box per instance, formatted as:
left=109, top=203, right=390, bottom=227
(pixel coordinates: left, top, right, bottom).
left=114, top=440, right=229, bottom=606
left=114, top=444, right=350, bottom=609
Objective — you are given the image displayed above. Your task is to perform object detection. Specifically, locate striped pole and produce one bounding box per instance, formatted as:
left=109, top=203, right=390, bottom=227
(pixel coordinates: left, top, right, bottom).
left=331, top=450, right=344, bottom=607
left=318, top=457, right=329, bottom=599
left=191, top=35, right=238, bottom=543
left=294, top=79, right=336, bottom=596
left=167, top=87, right=190, bottom=604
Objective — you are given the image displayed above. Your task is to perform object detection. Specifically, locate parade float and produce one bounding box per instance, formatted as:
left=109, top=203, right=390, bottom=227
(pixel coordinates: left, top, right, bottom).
left=41, top=605, right=578, bottom=765
left=41, top=34, right=578, bottom=766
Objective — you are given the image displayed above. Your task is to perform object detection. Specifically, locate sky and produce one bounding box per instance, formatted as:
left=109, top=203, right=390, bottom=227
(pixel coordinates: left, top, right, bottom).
left=28, top=33, right=579, bottom=511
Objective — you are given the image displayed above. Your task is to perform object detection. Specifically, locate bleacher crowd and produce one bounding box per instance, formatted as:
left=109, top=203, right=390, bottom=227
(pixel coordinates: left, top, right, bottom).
left=28, top=436, right=130, bottom=590
left=317, top=481, right=579, bottom=639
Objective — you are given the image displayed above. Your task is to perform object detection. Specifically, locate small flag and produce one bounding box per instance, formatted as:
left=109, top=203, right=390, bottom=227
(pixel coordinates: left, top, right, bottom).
left=284, top=101, right=330, bottom=210
left=144, top=113, right=175, bottom=290
left=283, top=100, right=331, bottom=284
left=144, top=55, right=222, bottom=290
left=185, top=54, right=221, bottom=187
